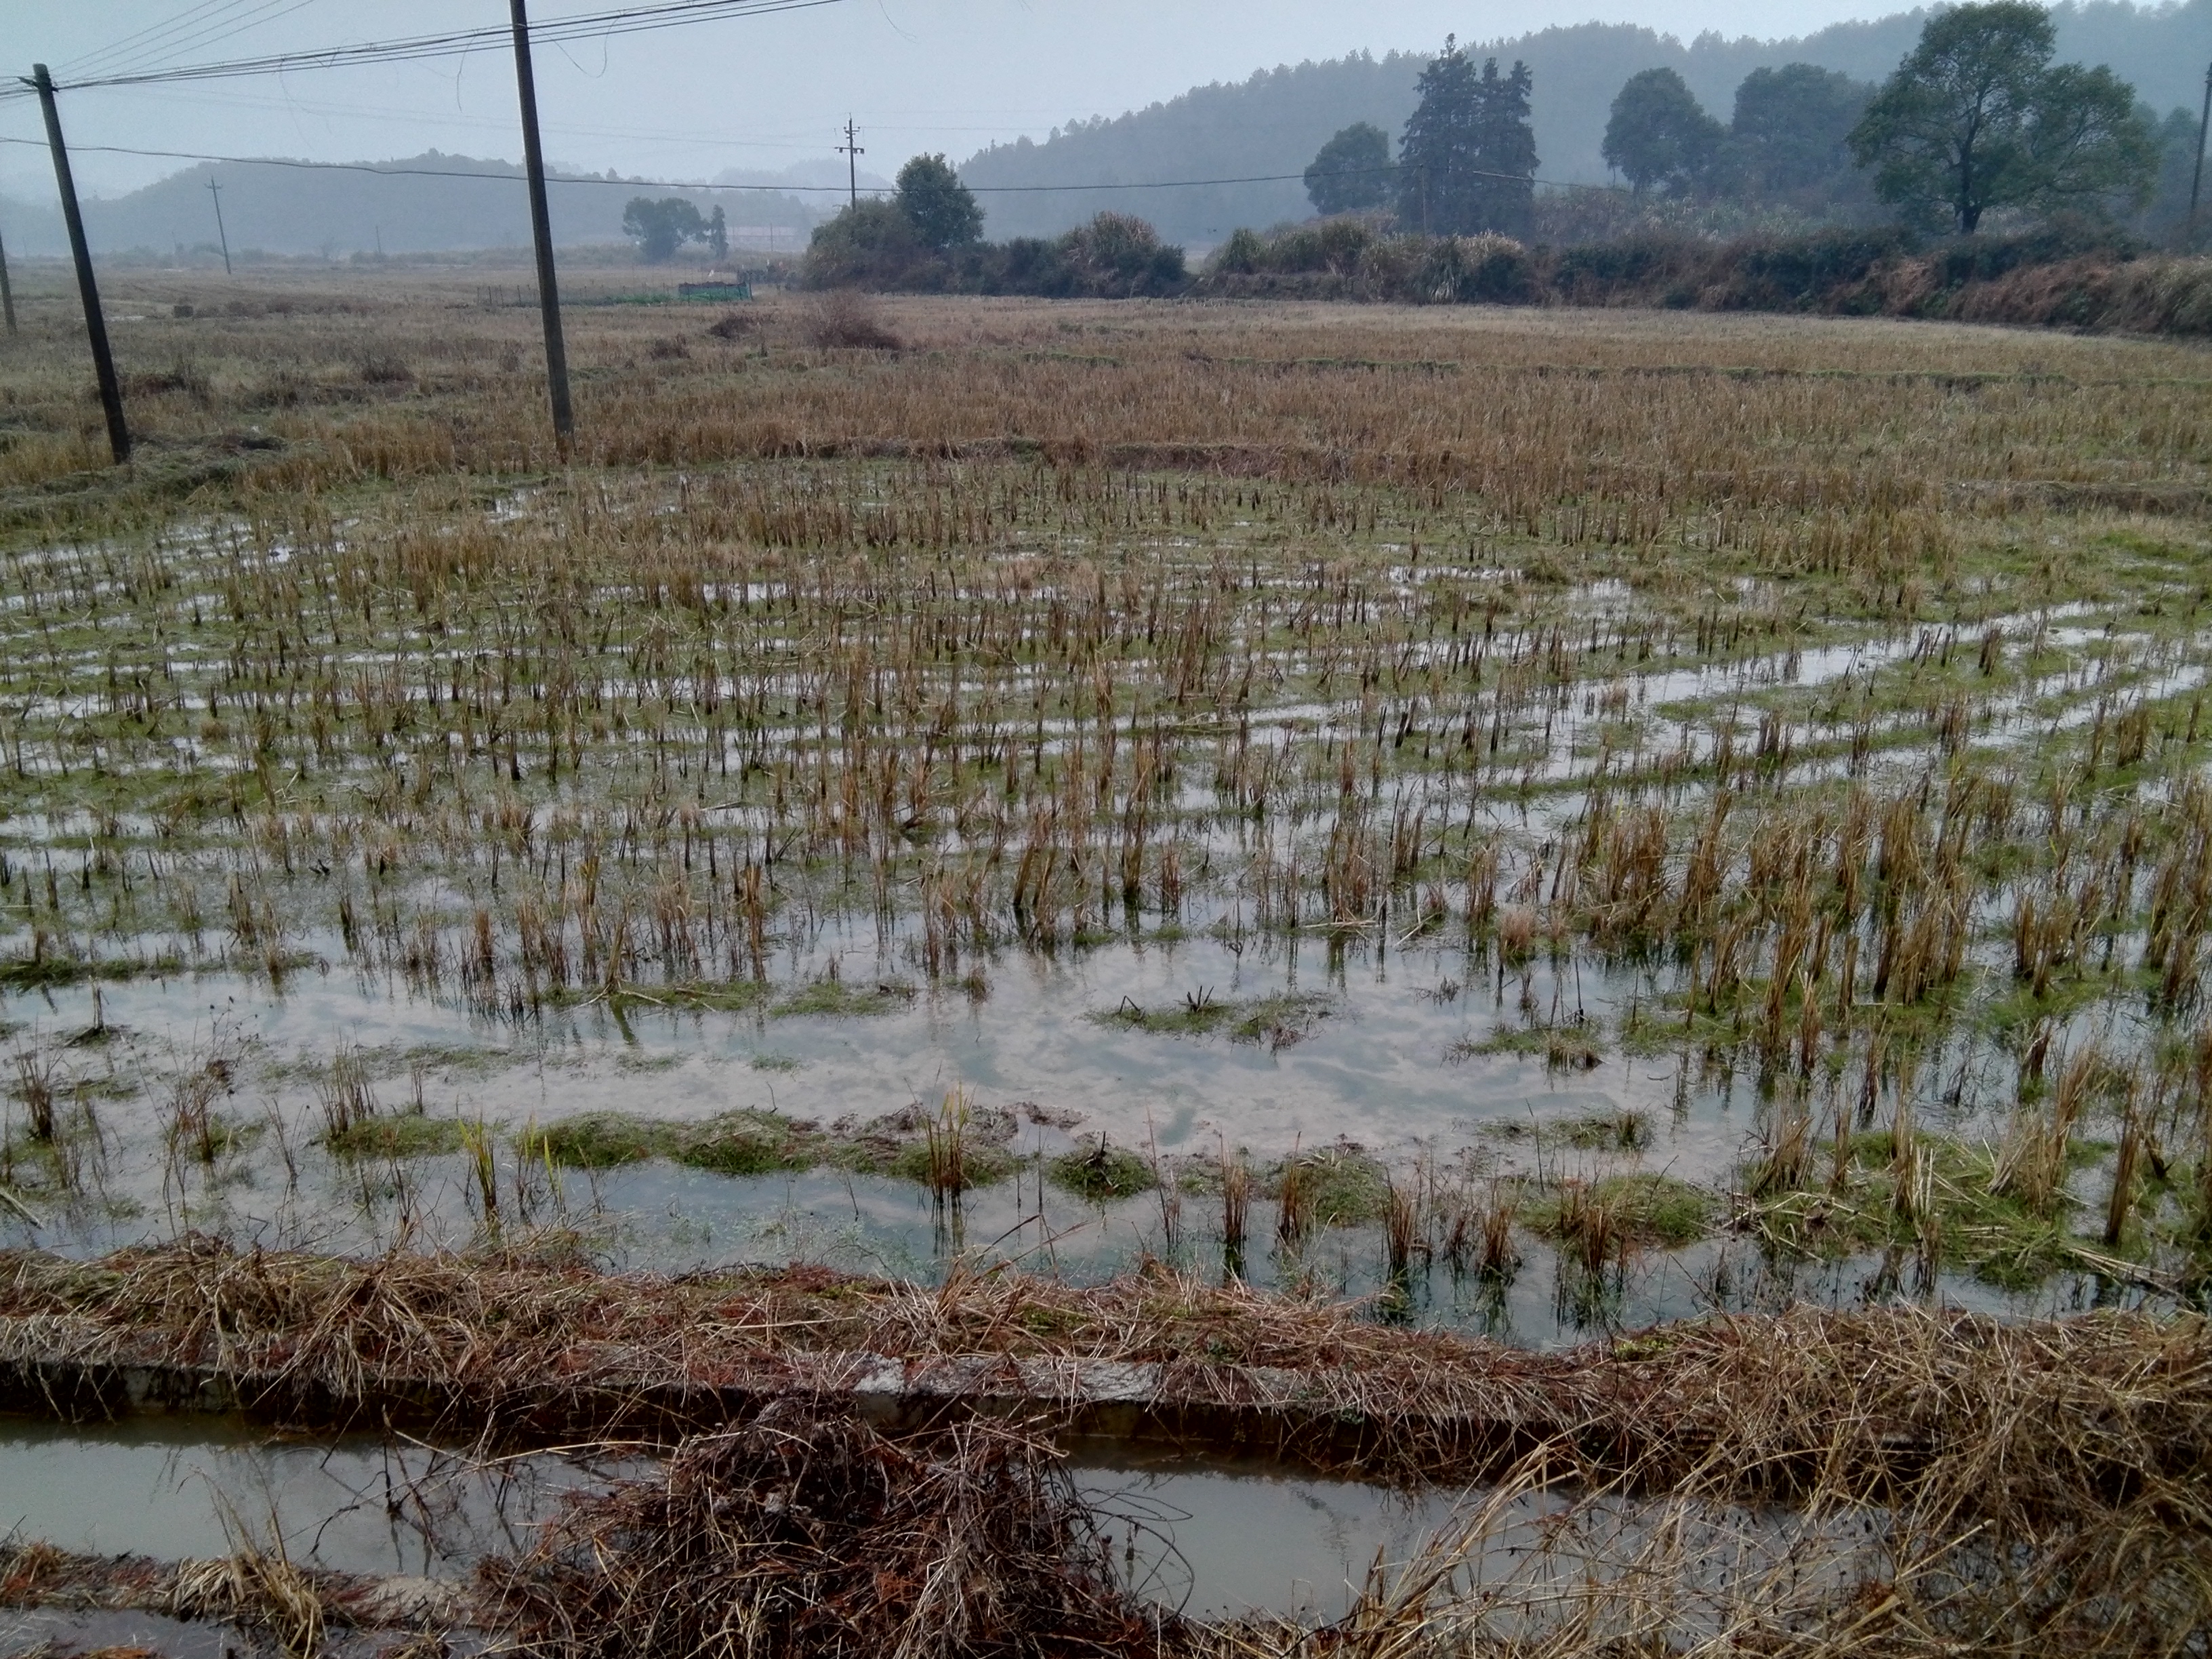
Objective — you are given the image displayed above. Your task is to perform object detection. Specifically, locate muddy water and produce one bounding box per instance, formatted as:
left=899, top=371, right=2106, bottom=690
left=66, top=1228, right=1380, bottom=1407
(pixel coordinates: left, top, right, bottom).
left=0, top=1420, right=1883, bottom=1631
left=1083, top=1455, right=1885, bottom=1624
left=0, top=1417, right=615, bottom=1578
left=0, top=589, right=2187, bottom=1341
left=9, top=926, right=1694, bottom=1170
left=0, top=922, right=2152, bottom=1346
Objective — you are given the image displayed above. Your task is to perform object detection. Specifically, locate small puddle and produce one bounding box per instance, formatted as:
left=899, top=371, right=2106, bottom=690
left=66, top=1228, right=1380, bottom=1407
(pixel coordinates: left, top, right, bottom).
left=1076, top=1451, right=1880, bottom=1623
left=1078, top=1454, right=1469, bottom=1620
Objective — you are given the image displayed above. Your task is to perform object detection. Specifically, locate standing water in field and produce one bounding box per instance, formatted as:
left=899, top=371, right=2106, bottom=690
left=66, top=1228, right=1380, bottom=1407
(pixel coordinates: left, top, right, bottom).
left=0, top=465, right=2200, bottom=1341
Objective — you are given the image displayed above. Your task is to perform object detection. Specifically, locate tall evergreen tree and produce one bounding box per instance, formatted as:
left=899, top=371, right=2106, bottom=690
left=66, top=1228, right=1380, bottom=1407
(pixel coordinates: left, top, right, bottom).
left=1397, top=39, right=1538, bottom=238
left=1471, top=58, right=1539, bottom=237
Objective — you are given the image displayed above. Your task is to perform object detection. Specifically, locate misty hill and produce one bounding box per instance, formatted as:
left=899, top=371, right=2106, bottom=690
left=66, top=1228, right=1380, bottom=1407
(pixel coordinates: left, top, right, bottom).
left=959, top=0, right=2212, bottom=243
left=0, top=152, right=827, bottom=261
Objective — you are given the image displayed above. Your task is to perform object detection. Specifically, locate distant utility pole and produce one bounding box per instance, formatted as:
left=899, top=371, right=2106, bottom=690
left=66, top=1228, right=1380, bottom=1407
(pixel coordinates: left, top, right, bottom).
left=27, top=64, right=127, bottom=464
left=2189, top=61, right=2212, bottom=253
left=207, top=178, right=232, bottom=275
left=838, top=118, right=864, bottom=209
left=508, top=0, right=575, bottom=453
left=0, top=216, right=16, bottom=335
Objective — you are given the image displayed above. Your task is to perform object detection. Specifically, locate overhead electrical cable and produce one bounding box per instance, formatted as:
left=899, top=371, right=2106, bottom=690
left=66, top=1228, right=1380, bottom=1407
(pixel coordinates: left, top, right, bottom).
left=12, top=0, right=846, bottom=97
left=64, top=0, right=325, bottom=82
left=97, top=1, right=330, bottom=81
left=0, top=134, right=1622, bottom=194
left=57, top=0, right=275, bottom=77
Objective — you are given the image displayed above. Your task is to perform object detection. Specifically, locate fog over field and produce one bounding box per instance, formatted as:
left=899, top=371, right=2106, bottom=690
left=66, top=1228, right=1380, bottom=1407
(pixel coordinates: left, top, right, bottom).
left=0, top=0, right=2204, bottom=253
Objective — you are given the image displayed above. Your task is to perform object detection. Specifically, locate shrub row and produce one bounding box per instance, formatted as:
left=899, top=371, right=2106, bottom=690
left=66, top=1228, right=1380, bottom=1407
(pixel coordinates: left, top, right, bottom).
left=805, top=205, right=1187, bottom=299
left=1194, top=216, right=2212, bottom=334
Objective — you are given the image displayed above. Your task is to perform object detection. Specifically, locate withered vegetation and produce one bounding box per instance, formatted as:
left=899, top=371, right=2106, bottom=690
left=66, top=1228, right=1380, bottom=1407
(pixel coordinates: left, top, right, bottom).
left=5, top=1243, right=2208, bottom=1654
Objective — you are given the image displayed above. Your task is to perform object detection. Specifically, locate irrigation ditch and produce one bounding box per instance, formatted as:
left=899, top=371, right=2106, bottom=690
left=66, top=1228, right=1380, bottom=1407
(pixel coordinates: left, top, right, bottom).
left=2, top=1243, right=2211, bottom=1655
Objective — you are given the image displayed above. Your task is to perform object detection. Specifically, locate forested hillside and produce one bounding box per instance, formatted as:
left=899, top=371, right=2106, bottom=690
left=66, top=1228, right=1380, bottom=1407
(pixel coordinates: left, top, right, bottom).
left=0, top=152, right=820, bottom=262
left=959, top=0, right=2211, bottom=243
left=2, top=2, right=2199, bottom=258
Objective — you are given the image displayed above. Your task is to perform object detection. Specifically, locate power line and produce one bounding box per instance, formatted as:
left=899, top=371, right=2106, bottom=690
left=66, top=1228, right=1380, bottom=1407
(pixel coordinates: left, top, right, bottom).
left=59, top=0, right=279, bottom=77
left=0, top=135, right=1621, bottom=197
left=7, top=0, right=847, bottom=98
left=64, top=0, right=325, bottom=83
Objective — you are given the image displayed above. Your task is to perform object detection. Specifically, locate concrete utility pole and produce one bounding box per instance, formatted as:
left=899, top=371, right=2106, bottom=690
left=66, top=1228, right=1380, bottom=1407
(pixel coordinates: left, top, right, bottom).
left=27, top=64, right=127, bottom=464
left=2188, top=61, right=2212, bottom=253
left=838, top=118, right=864, bottom=209
left=0, top=216, right=16, bottom=335
left=508, top=0, right=575, bottom=453
left=207, top=178, right=232, bottom=275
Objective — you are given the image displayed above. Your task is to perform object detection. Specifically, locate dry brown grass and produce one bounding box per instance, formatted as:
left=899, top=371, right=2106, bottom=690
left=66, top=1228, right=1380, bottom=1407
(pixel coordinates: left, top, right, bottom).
left=1, top=1242, right=2205, bottom=1500
left=0, top=265, right=2204, bottom=517
left=485, top=1407, right=1156, bottom=1659
left=2, top=1242, right=2208, bottom=1654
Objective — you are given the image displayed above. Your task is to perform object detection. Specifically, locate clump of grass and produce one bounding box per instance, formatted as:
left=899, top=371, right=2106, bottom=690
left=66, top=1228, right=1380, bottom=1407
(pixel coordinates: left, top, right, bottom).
left=1548, top=1177, right=1624, bottom=1273
left=1746, top=1097, right=1816, bottom=1199
left=1994, top=1045, right=2104, bottom=1216
left=1048, top=1134, right=1153, bottom=1202
left=1556, top=1108, right=1652, bottom=1151
left=12, top=1051, right=57, bottom=1143
left=1444, top=1179, right=1523, bottom=1277
left=1092, top=990, right=1332, bottom=1048
left=523, top=1103, right=1018, bottom=1191
left=1749, top=1128, right=2121, bottom=1289
left=1384, top=1174, right=1422, bottom=1277
left=1533, top=1172, right=1714, bottom=1253
left=313, top=1042, right=379, bottom=1149
left=1219, top=1139, right=1250, bottom=1273
left=1275, top=1155, right=1313, bottom=1252
left=1477, top=1183, right=1522, bottom=1276
left=676, top=1110, right=822, bottom=1177
left=1453, top=1019, right=1604, bottom=1071
left=531, top=1112, right=675, bottom=1168
left=461, top=1118, right=500, bottom=1234
left=773, top=975, right=917, bottom=1019
left=323, top=1111, right=464, bottom=1161
left=1269, top=1144, right=1391, bottom=1229
left=806, top=289, right=903, bottom=350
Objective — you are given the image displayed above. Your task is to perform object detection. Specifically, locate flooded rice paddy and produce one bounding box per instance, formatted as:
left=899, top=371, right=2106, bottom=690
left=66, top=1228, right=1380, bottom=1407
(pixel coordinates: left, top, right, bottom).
left=0, top=460, right=2204, bottom=1341
left=0, top=288, right=2207, bottom=1654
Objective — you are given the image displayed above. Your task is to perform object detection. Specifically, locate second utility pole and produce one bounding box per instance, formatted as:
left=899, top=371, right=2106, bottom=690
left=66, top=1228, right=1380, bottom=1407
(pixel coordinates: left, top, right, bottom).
left=508, top=0, right=575, bottom=453
left=28, top=64, right=127, bottom=464
left=0, top=216, right=16, bottom=335
left=2188, top=61, right=2211, bottom=253
left=838, top=118, right=864, bottom=209
left=207, top=178, right=232, bottom=274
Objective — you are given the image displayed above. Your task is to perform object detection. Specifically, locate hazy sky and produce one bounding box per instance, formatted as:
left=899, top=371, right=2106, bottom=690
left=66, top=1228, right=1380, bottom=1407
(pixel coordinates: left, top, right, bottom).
left=5, top=0, right=1921, bottom=196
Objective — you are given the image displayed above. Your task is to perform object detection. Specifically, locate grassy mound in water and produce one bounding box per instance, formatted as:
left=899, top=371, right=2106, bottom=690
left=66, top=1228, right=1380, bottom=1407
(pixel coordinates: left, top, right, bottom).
left=1091, top=990, right=1334, bottom=1048
left=1047, top=1135, right=1155, bottom=1202
left=519, top=1103, right=1028, bottom=1192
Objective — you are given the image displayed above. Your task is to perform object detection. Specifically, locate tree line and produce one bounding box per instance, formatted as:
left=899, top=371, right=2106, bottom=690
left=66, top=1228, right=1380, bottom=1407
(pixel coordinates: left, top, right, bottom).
left=787, top=0, right=2199, bottom=295
left=1300, top=2, right=2196, bottom=240
left=798, top=156, right=1187, bottom=297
